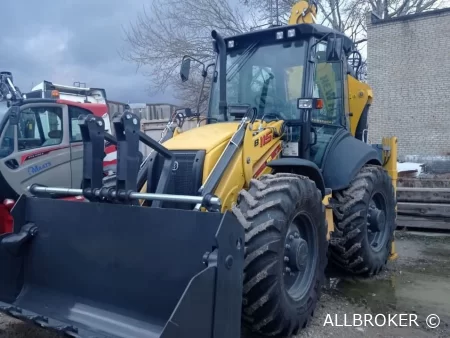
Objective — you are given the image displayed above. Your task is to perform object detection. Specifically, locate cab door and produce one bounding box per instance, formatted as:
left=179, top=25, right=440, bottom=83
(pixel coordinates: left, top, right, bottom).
left=0, top=103, right=72, bottom=196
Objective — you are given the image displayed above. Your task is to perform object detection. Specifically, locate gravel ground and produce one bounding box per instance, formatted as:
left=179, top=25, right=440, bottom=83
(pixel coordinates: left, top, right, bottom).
left=1, top=231, right=449, bottom=338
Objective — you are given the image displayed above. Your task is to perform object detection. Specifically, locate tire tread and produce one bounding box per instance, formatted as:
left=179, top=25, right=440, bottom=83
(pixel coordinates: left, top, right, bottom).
left=329, top=165, right=396, bottom=275
left=233, top=173, right=328, bottom=336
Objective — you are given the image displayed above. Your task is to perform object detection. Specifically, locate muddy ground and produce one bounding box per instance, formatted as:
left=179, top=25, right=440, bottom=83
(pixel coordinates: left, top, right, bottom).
left=1, top=231, right=449, bottom=338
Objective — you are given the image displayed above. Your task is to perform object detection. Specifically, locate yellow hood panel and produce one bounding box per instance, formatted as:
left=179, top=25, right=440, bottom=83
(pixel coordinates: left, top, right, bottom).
left=162, top=122, right=240, bottom=152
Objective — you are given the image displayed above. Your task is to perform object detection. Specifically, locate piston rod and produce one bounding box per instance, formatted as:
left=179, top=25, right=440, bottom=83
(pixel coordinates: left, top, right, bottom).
left=27, top=185, right=221, bottom=206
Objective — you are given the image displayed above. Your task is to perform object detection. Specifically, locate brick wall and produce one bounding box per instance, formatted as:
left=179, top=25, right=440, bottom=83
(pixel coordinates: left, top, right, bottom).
left=367, top=8, right=450, bottom=160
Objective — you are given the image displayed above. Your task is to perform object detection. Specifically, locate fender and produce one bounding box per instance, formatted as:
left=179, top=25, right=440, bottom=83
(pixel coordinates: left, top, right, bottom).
left=267, top=158, right=326, bottom=197
left=322, top=132, right=381, bottom=191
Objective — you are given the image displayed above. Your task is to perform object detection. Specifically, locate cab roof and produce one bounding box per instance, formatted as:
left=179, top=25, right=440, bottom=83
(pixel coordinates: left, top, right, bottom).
left=223, top=23, right=355, bottom=54
left=7, top=98, right=108, bottom=117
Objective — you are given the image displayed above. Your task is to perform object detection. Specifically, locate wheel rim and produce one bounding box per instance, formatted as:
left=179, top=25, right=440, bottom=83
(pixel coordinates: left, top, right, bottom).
left=283, top=213, right=318, bottom=301
left=367, top=192, right=389, bottom=252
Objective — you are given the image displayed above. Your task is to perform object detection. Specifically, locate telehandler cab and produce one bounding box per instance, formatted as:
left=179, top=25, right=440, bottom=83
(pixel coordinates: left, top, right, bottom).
left=0, top=1, right=397, bottom=337
left=0, top=71, right=123, bottom=233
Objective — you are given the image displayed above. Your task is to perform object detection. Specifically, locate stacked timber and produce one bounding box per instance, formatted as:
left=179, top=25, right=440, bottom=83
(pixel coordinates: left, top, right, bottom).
left=396, top=178, right=450, bottom=230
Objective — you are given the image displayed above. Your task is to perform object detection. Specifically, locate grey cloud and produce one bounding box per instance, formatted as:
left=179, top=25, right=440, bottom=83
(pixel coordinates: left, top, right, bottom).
left=0, top=0, right=176, bottom=104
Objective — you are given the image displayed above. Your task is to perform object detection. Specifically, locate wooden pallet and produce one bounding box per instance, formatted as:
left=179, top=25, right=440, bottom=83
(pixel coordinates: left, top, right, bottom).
left=396, top=215, right=450, bottom=230
left=396, top=185, right=450, bottom=230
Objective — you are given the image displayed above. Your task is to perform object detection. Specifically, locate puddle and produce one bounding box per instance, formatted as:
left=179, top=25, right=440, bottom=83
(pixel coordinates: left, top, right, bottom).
left=327, top=272, right=450, bottom=318
left=324, top=234, right=450, bottom=327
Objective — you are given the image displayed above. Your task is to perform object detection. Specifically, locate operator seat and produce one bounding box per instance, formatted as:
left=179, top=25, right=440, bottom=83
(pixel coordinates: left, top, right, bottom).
left=42, top=130, right=62, bottom=147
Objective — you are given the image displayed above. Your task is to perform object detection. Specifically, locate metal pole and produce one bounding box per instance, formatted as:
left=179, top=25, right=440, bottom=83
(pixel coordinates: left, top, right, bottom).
left=27, top=185, right=221, bottom=207
left=269, top=0, right=273, bottom=26
left=275, top=0, right=279, bottom=25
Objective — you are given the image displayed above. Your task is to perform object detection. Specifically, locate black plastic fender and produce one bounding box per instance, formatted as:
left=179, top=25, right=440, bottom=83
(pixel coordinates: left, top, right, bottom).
left=322, top=132, right=381, bottom=191
left=267, top=158, right=326, bottom=197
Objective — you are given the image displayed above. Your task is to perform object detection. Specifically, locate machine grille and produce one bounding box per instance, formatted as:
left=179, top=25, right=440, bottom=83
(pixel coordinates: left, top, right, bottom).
left=149, top=150, right=205, bottom=209
left=168, top=151, right=199, bottom=195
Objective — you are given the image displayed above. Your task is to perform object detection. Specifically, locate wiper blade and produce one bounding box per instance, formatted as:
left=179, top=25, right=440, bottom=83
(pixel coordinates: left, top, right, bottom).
left=227, top=41, right=260, bottom=81
left=258, top=72, right=274, bottom=115
left=226, top=42, right=257, bottom=74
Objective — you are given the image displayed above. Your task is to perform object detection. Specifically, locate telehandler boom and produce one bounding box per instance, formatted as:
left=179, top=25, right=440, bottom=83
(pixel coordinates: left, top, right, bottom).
left=0, top=1, right=397, bottom=337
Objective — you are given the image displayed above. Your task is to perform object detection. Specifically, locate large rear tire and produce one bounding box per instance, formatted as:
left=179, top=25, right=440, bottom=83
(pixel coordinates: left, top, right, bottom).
left=232, top=173, right=327, bottom=337
left=329, top=165, right=396, bottom=276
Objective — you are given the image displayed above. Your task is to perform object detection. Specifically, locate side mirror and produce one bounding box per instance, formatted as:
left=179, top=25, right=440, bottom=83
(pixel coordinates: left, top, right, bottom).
left=180, top=58, right=191, bottom=82
left=9, top=106, right=20, bottom=125
left=326, top=36, right=344, bottom=62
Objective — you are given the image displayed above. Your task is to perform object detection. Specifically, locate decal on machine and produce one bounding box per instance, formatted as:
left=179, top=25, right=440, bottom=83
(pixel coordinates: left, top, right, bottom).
left=282, top=142, right=299, bottom=157
left=259, top=133, right=273, bottom=147
left=28, top=162, right=52, bottom=175
left=253, top=144, right=282, bottom=178
left=21, top=146, right=68, bottom=164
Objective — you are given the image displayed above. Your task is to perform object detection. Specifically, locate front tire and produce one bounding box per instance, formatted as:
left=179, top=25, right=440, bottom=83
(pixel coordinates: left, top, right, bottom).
left=232, top=173, right=327, bottom=337
left=329, top=165, right=396, bottom=276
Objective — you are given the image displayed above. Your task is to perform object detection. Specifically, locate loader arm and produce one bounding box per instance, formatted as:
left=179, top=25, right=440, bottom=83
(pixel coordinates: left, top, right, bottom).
left=288, top=1, right=317, bottom=24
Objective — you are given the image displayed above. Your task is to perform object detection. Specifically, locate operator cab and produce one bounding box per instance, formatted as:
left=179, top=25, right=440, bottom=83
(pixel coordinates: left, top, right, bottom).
left=204, top=23, right=359, bottom=171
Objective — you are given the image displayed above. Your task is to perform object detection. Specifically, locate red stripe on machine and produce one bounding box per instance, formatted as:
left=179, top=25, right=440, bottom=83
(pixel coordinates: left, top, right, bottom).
left=253, top=144, right=282, bottom=178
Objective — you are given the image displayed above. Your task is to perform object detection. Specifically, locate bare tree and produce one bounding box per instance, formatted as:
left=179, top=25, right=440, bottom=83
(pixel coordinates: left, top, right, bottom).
left=121, top=0, right=261, bottom=112
left=123, top=0, right=445, bottom=108
left=370, top=0, right=443, bottom=19
left=175, top=71, right=213, bottom=114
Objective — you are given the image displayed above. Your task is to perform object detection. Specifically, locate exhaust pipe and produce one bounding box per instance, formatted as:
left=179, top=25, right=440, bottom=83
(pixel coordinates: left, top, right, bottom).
left=211, top=30, right=227, bottom=120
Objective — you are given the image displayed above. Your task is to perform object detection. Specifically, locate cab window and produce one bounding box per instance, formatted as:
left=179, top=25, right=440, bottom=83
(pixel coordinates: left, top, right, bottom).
left=312, top=42, right=344, bottom=126
left=68, top=106, right=91, bottom=142
left=209, top=40, right=307, bottom=121
left=18, top=106, right=63, bottom=151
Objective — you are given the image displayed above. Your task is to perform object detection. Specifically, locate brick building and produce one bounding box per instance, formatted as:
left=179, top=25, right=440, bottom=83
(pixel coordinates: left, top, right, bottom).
left=367, top=8, right=450, bottom=161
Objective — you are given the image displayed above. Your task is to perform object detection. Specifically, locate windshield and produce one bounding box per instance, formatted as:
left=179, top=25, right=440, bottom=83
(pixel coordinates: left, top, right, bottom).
left=209, top=40, right=307, bottom=121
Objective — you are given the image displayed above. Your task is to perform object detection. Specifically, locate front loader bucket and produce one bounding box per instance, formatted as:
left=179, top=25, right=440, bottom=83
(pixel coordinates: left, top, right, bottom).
left=0, top=196, right=244, bottom=338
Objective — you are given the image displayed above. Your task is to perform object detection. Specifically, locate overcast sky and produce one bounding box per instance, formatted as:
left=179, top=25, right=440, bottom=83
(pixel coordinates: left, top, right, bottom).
left=0, top=0, right=176, bottom=104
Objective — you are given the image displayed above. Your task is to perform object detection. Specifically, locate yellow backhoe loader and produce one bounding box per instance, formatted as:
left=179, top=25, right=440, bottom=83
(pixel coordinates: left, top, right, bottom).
left=0, top=1, right=397, bottom=337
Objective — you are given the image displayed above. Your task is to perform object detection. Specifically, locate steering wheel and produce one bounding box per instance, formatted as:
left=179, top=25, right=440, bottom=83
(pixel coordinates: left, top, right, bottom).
left=254, top=93, right=286, bottom=108
left=253, top=93, right=288, bottom=120
left=261, top=112, right=284, bottom=121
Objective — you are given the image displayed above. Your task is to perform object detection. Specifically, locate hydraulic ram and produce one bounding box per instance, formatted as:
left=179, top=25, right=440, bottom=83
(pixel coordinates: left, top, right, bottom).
left=27, top=185, right=221, bottom=207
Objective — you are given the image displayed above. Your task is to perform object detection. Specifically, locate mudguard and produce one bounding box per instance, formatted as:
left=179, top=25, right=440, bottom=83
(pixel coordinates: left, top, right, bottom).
left=267, top=158, right=326, bottom=197
left=322, top=133, right=381, bottom=191
left=0, top=195, right=244, bottom=338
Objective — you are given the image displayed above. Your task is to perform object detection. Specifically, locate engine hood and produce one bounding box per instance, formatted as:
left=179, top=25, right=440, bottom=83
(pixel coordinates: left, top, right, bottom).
left=162, top=122, right=240, bottom=153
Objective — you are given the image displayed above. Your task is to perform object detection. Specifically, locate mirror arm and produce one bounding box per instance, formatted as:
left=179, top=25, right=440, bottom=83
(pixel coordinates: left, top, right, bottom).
left=196, top=74, right=207, bottom=116
left=195, top=63, right=216, bottom=115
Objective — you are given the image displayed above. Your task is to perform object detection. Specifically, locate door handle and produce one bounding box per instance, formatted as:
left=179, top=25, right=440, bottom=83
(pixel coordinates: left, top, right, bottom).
left=5, top=159, right=19, bottom=169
